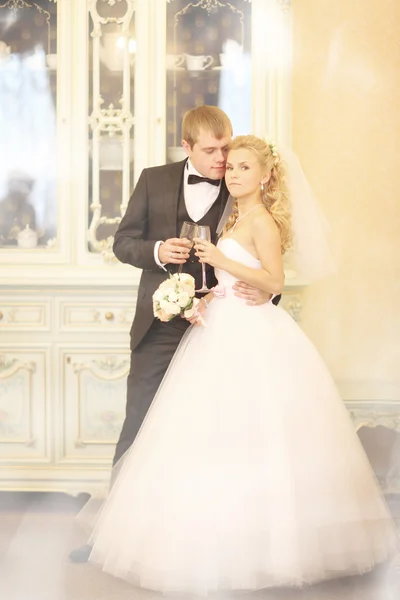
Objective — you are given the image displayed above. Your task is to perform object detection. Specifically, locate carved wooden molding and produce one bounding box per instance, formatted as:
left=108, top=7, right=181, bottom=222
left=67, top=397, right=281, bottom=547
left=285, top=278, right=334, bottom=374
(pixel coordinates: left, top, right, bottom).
left=347, top=401, right=400, bottom=493
left=346, top=401, right=400, bottom=433
left=87, top=0, right=136, bottom=261
left=70, top=355, right=129, bottom=448
left=0, top=354, right=36, bottom=446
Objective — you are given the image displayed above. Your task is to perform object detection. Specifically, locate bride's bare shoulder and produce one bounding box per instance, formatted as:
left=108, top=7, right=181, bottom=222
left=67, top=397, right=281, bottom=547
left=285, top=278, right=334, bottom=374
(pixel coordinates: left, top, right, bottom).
left=252, top=209, right=278, bottom=234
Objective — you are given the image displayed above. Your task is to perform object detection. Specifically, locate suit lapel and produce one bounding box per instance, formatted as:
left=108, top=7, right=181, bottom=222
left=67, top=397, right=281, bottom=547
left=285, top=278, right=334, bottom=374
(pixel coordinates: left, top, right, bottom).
left=164, top=159, right=187, bottom=237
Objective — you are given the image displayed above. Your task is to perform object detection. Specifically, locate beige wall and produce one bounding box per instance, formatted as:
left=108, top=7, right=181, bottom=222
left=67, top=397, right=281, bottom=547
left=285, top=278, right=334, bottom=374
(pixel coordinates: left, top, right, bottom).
left=292, top=0, right=400, bottom=400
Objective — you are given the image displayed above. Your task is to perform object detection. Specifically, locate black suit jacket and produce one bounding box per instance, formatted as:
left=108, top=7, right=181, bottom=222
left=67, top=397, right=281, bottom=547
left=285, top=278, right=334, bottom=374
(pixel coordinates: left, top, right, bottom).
left=113, top=160, right=230, bottom=349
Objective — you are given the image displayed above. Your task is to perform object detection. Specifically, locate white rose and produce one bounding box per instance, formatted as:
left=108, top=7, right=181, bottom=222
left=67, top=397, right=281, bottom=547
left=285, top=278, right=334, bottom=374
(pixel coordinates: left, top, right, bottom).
left=160, top=279, right=175, bottom=291
left=155, top=308, right=170, bottom=322
left=153, top=289, right=164, bottom=302
left=182, top=282, right=195, bottom=297
left=152, top=301, right=159, bottom=317
left=160, top=299, right=170, bottom=312
left=177, top=292, right=189, bottom=307
left=166, top=301, right=181, bottom=315
left=179, top=273, right=192, bottom=282
left=168, top=291, right=178, bottom=303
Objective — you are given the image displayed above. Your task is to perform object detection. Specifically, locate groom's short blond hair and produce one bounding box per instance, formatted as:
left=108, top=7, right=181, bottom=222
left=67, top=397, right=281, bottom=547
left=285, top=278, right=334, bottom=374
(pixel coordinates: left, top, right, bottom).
left=182, top=106, right=233, bottom=149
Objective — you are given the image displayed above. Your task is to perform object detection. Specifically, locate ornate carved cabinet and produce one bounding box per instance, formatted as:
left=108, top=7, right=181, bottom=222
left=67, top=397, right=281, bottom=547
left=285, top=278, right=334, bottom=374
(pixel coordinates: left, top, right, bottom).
left=0, top=0, right=306, bottom=494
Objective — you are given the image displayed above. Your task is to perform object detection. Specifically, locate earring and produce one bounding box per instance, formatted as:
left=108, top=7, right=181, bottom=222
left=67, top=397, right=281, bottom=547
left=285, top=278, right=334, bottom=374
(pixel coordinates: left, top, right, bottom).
left=260, top=181, right=265, bottom=192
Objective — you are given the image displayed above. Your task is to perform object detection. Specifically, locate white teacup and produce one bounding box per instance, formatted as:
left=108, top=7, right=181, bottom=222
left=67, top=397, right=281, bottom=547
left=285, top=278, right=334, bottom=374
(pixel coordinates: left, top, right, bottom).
left=46, top=54, right=57, bottom=69
left=17, top=225, right=38, bottom=249
left=184, top=54, right=214, bottom=71
left=166, top=54, right=185, bottom=69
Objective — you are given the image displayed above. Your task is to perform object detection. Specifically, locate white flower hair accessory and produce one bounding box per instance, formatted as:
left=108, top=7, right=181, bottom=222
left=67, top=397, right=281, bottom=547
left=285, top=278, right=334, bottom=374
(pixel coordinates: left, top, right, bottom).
left=265, top=137, right=279, bottom=165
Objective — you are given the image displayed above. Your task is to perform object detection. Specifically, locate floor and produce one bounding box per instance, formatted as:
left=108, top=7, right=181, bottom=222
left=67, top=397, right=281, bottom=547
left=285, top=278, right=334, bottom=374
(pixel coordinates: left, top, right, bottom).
left=0, top=492, right=400, bottom=600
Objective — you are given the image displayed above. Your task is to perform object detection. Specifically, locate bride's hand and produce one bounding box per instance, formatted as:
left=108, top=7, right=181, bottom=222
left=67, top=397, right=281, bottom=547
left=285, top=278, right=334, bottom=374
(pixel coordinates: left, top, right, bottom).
left=194, top=238, right=226, bottom=268
left=233, top=281, right=273, bottom=305
left=181, top=297, right=207, bottom=326
left=183, top=298, right=207, bottom=325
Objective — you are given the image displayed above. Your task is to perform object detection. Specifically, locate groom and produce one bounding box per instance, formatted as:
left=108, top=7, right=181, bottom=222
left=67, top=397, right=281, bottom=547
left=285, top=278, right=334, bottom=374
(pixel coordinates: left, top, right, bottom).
left=69, top=105, right=279, bottom=562
left=112, top=105, right=280, bottom=466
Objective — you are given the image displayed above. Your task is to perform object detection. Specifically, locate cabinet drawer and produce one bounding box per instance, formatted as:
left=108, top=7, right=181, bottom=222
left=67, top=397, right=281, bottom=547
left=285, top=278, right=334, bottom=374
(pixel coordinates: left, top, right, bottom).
left=0, top=347, right=49, bottom=462
left=60, top=348, right=129, bottom=463
left=59, top=300, right=136, bottom=331
left=0, top=300, right=50, bottom=331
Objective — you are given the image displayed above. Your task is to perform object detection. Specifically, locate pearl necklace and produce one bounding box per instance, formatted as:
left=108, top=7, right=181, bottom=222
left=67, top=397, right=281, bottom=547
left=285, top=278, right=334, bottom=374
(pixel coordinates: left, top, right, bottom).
left=231, top=204, right=264, bottom=232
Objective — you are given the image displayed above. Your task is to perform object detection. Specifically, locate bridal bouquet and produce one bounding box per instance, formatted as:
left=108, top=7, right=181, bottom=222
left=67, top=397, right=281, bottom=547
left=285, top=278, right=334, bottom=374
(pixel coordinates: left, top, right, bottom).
left=152, top=273, right=202, bottom=323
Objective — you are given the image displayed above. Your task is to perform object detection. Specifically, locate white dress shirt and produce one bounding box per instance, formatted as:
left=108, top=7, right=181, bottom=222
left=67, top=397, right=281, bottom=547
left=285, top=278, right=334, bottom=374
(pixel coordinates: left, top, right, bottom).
left=154, top=159, right=222, bottom=268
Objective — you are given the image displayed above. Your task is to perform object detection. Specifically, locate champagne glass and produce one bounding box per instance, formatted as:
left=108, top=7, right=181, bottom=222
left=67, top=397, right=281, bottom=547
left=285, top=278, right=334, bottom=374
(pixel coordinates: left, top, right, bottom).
left=195, top=225, right=212, bottom=292
left=178, top=221, right=197, bottom=273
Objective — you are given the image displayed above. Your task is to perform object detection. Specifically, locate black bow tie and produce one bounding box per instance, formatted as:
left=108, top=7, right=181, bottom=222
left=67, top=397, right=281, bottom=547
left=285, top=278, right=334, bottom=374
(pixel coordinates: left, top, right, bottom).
left=188, top=174, right=221, bottom=187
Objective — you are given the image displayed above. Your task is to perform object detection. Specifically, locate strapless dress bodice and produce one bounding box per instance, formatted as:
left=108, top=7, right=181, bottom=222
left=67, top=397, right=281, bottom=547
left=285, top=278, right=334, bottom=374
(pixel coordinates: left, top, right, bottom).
left=215, top=238, right=261, bottom=298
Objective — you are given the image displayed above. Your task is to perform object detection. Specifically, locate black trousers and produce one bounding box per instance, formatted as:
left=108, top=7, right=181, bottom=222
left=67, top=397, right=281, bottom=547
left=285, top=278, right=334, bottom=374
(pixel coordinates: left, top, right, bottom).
left=113, top=318, right=190, bottom=466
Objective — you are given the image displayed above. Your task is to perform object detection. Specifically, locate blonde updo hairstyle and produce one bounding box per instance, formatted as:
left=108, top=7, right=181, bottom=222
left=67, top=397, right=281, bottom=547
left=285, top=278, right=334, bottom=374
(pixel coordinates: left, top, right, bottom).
left=224, top=135, right=292, bottom=254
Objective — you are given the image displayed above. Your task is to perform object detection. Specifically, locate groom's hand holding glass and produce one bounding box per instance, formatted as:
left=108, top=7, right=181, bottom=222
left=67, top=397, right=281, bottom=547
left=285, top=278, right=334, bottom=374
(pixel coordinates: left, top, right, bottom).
left=158, top=221, right=199, bottom=266
left=158, top=238, right=191, bottom=265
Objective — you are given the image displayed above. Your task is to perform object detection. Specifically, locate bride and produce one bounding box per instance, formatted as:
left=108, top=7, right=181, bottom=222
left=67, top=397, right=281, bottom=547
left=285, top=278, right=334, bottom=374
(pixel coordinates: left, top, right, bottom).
left=87, top=135, right=397, bottom=595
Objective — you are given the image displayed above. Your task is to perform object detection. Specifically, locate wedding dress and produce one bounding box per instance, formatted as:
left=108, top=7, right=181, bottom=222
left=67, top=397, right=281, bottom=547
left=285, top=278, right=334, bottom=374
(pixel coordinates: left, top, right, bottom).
left=88, top=238, right=397, bottom=595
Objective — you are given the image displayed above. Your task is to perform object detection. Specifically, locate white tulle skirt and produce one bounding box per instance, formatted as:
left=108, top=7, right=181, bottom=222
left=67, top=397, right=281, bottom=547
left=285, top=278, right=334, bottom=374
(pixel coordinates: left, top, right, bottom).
left=88, top=296, right=398, bottom=596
